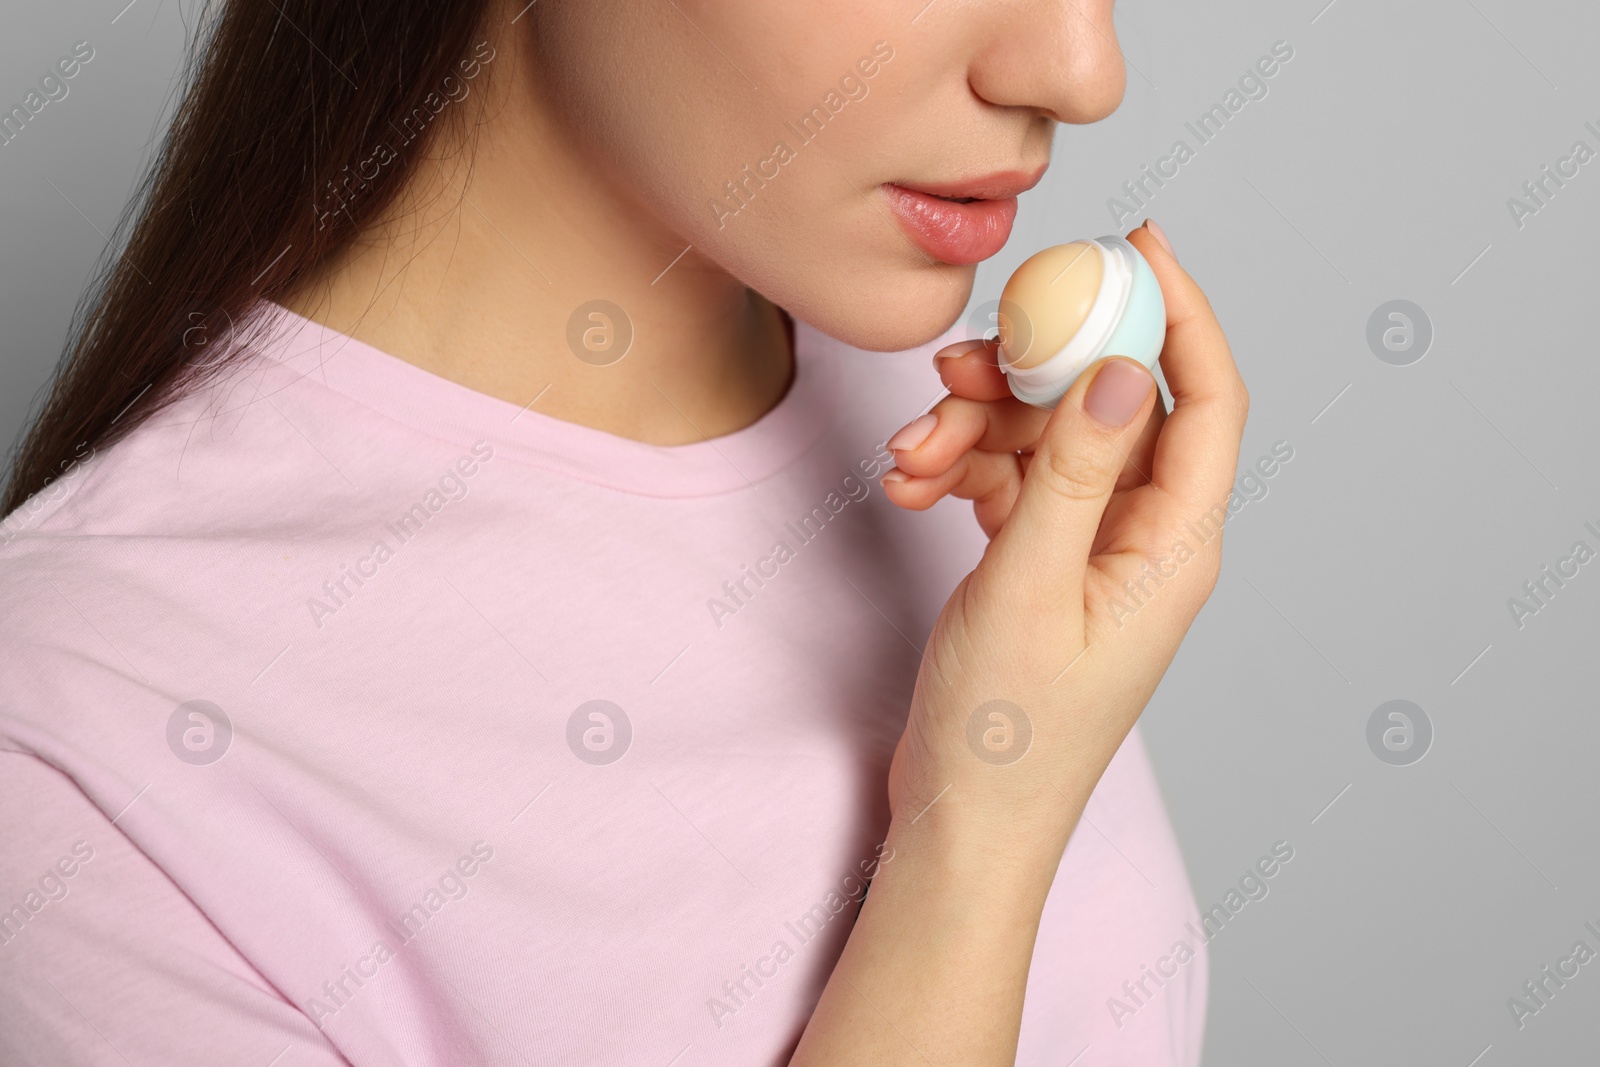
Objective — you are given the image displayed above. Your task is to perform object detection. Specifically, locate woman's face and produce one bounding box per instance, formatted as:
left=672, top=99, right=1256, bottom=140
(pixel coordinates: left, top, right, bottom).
left=526, top=0, right=1126, bottom=351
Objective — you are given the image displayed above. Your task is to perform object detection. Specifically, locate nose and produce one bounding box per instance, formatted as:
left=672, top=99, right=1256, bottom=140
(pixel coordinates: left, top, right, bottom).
left=965, top=0, right=1127, bottom=125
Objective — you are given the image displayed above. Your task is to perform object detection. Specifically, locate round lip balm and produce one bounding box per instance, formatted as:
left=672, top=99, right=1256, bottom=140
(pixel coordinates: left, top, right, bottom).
left=994, top=235, right=1166, bottom=410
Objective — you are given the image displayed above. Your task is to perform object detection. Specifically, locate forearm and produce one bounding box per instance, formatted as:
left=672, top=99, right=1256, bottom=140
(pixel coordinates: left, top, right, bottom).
left=789, top=802, right=1075, bottom=1066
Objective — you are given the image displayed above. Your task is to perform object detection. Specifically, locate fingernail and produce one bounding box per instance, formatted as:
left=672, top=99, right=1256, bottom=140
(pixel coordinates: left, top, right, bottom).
left=1083, top=359, right=1153, bottom=427
left=887, top=412, right=937, bottom=452
left=933, top=339, right=987, bottom=370
left=1144, top=218, right=1176, bottom=261
left=881, top=468, right=910, bottom=487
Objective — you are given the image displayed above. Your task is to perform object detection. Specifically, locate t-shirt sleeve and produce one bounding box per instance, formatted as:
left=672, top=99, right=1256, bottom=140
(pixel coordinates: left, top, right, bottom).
left=0, top=750, right=349, bottom=1067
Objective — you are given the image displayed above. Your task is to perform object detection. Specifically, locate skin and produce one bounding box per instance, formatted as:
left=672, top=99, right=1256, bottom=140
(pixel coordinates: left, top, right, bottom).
left=287, top=1, right=1249, bottom=1062
left=283, top=0, right=1124, bottom=442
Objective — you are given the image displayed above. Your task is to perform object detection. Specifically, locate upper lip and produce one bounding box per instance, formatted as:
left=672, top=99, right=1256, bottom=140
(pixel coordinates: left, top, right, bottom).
left=889, top=162, right=1049, bottom=202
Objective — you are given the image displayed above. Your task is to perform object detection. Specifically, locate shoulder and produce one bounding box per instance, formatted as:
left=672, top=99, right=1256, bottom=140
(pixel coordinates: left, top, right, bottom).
left=0, top=346, right=346, bottom=747
left=0, top=750, right=345, bottom=1064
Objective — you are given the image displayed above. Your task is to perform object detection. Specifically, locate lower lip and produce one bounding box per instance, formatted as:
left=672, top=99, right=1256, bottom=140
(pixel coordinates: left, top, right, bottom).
left=881, top=185, right=1019, bottom=265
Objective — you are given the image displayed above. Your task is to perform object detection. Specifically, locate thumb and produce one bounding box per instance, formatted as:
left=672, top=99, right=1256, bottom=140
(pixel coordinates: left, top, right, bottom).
left=983, top=357, right=1157, bottom=611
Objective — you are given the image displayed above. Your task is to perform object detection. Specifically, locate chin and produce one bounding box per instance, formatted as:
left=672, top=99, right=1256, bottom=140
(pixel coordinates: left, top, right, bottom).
left=784, top=259, right=976, bottom=354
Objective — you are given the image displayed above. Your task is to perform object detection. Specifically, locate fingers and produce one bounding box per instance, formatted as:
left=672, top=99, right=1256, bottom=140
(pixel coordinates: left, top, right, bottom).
left=885, top=384, right=1158, bottom=500
left=887, top=394, right=1049, bottom=479
left=881, top=449, right=1024, bottom=539
left=886, top=335, right=1167, bottom=529
left=1116, top=386, right=1168, bottom=493
left=1124, top=224, right=1249, bottom=511
left=932, top=338, right=1011, bottom=402
left=982, top=356, right=1159, bottom=612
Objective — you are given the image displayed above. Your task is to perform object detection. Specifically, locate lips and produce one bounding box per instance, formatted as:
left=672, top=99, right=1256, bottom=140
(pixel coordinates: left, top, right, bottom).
left=881, top=166, right=1046, bottom=265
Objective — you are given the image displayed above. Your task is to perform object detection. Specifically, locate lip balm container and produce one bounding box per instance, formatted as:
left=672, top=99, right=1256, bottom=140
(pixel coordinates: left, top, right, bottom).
left=994, top=235, right=1166, bottom=410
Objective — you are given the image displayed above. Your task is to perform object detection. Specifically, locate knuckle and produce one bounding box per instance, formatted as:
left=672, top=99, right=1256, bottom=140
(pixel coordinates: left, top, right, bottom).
left=1039, top=440, right=1117, bottom=503
left=895, top=449, right=944, bottom=478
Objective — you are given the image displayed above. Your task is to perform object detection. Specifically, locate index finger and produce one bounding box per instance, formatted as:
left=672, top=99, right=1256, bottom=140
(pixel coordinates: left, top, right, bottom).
left=933, top=338, right=1013, bottom=402
left=1124, top=225, right=1249, bottom=509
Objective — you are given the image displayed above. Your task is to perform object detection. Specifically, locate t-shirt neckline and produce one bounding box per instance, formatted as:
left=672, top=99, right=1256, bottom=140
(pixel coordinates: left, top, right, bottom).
left=251, top=301, right=840, bottom=498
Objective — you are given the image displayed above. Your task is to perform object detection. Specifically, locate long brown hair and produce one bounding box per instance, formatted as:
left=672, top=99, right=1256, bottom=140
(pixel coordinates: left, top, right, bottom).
left=2, top=1, right=496, bottom=516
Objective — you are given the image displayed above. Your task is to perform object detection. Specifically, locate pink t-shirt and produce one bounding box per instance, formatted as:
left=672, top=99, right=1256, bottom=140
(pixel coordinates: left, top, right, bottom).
left=0, top=303, right=1206, bottom=1065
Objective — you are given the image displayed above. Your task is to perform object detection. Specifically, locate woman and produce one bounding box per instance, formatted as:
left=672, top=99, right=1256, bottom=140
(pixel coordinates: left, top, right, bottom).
left=0, top=1, right=1247, bottom=1063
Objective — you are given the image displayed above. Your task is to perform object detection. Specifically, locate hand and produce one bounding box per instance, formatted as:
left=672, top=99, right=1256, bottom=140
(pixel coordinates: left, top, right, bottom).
left=882, top=336, right=1167, bottom=538
left=880, top=224, right=1249, bottom=836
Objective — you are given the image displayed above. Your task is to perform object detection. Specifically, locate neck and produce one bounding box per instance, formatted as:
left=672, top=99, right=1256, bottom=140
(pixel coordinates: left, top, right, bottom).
left=279, top=30, right=793, bottom=446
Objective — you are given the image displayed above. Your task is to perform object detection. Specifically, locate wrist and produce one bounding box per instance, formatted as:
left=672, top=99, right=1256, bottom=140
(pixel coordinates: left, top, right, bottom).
left=881, top=783, right=1071, bottom=910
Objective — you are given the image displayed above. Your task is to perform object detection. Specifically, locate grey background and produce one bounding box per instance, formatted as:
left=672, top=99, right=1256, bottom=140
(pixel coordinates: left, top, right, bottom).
left=4, top=0, right=1598, bottom=1063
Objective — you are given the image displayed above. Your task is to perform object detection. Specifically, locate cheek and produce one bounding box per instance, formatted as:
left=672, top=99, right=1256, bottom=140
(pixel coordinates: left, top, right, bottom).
left=532, top=1, right=969, bottom=349
left=535, top=2, right=801, bottom=225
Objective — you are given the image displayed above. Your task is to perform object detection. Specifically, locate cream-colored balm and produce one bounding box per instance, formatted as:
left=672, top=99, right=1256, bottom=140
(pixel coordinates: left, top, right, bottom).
left=995, top=235, right=1167, bottom=410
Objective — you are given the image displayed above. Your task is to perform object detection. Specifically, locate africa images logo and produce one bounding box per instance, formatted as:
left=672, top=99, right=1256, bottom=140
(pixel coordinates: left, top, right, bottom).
left=304, top=443, right=494, bottom=629
left=0, top=41, right=95, bottom=149
left=312, top=40, right=496, bottom=231
left=708, top=41, right=895, bottom=229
